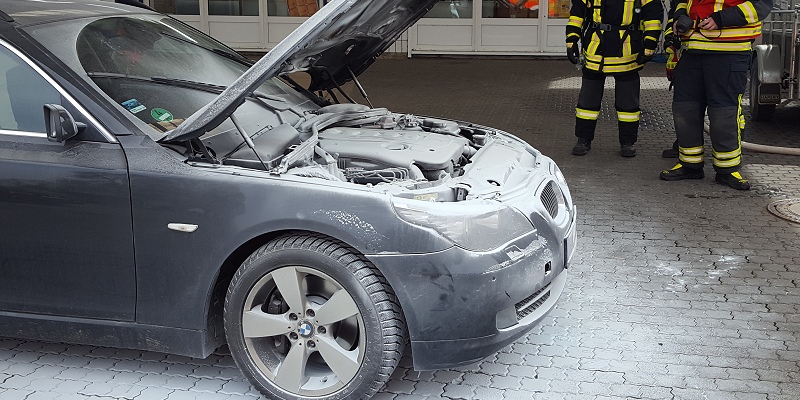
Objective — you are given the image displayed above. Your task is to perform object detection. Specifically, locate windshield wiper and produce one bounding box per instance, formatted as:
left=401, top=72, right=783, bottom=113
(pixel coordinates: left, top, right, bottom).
left=159, top=31, right=252, bottom=65
left=87, top=72, right=228, bottom=93
left=151, top=76, right=228, bottom=92
left=88, top=73, right=293, bottom=104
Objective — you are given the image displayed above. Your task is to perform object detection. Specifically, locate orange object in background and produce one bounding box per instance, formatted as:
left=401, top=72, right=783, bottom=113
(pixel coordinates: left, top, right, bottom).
left=548, top=0, right=572, bottom=17
left=287, top=0, right=318, bottom=17
left=496, top=0, right=539, bottom=18
left=500, top=0, right=571, bottom=18
left=523, top=0, right=539, bottom=9
left=506, top=0, right=539, bottom=9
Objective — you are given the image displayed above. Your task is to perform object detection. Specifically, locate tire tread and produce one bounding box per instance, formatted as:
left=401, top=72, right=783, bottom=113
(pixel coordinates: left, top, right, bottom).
left=225, top=232, right=407, bottom=400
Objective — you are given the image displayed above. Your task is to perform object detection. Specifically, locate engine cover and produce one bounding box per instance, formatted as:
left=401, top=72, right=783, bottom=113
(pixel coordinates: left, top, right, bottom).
left=318, top=127, right=469, bottom=170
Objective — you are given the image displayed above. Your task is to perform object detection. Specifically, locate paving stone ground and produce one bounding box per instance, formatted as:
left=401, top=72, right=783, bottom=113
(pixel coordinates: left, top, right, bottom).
left=2, top=58, right=799, bottom=400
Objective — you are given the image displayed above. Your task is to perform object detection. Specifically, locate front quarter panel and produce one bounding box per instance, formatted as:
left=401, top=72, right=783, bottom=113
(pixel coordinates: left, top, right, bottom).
left=118, top=135, right=451, bottom=329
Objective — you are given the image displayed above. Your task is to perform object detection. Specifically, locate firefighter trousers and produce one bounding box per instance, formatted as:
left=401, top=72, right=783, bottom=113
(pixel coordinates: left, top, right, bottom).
left=574, top=69, right=640, bottom=144
left=672, top=51, right=749, bottom=173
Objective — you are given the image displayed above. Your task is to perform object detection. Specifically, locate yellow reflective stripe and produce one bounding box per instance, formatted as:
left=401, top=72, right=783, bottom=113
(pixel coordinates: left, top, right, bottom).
left=620, top=30, right=632, bottom=56
left=568, top=16, right=584, bottom=28
left=713, top=148, right=742, bottom=159
left=683, top=25, right=761, bottom=40
left=642, top=20, right=661, bottom=31
left=714, top=0, right=724, bottom=12
left=584, top=53, right=638, bottom=64
left=567, top=33, right=581, bottom=40
left=622, top=0, right=633, bottom=25
left=586, top=32, right=600, bottom=55
left=645, top=36, right=658, bottom=42
left=737, top=94, right=746, bottom=132
left=576, top=108, right=600, bottom=120
left=682, top=40, right=754, bottom=52
left=680, top=146, right=704, bottom=155
left=593, top=0, right=601, bottom=23
left=676, top=2, right=688, bottom=11
left=737, top=2, right=758, bottom=24
left=617, top=111, right=640, bottom=122
left=626, top=36, right=631, bottom=56
left=680, top=154, right=705, bottom=163
left=699, top=25, right=761, bottom=38
left=713, top=156, right=741, bottom=168
left=585, top=62, right=642, bottom=73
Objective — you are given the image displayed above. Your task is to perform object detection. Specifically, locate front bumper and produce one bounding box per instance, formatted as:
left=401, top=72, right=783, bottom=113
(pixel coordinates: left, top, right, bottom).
left=411, top=271, right=566, bottom=370
left=369, top=212, right=575, bottom=370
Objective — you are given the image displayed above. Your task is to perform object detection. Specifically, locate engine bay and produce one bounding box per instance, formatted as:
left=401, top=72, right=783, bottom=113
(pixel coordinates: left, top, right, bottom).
left=176, top=104, right=538, bottom=201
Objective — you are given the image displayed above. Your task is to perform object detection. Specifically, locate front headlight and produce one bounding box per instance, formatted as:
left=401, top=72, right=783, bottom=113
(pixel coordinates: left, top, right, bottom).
left=391, top=198, right=533, bottom=252
left=549, top=163, right=572, bottom=210
left=552, top=164, right=567, bottom=186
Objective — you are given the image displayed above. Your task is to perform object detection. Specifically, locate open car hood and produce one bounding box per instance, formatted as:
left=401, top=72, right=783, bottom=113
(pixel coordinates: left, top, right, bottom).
left=161, top=0, right=438, bottom=143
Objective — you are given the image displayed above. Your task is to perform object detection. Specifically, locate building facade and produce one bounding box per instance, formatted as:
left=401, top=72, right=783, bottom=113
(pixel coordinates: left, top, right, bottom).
left=146, top=0, right=569, bottom=55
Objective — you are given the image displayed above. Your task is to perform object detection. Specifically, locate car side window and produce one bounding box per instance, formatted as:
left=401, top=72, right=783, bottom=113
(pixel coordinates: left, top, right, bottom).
left=0, top=44, right=61, bottom=133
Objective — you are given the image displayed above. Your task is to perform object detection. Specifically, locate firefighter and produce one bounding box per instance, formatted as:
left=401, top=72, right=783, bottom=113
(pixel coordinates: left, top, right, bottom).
left=659, top=0, right=772, bottom=190
left=566, top=0, right=664, bottom=157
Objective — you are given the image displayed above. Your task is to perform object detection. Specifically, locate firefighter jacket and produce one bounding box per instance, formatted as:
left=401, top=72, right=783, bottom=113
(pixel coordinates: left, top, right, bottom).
left=566, top=0, right=664, bottom=74
left=672, top=0, right=773, bottom=52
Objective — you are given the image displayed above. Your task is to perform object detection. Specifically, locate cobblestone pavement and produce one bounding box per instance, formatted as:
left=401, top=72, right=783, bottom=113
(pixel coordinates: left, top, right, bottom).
left=2, top=59, right=800, bottom=400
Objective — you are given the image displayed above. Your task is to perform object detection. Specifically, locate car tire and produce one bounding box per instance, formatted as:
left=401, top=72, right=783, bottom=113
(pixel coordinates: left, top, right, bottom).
left=224, top=233, right=406, bottom=400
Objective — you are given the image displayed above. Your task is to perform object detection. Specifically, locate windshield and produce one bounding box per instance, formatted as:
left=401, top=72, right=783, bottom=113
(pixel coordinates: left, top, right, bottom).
left=77, top=17, right=248, bottom=85
left=27, top=15, right=315, bottom=139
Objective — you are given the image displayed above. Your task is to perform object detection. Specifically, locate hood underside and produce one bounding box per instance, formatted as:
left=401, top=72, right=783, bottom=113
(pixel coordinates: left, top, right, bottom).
left=291, top=0, right=440, bottom=93
left=162, top=0, right=438, bottom=143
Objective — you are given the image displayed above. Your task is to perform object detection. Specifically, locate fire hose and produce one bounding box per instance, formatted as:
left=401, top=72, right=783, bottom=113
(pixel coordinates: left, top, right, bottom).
left=702, top=123, right=800, bottom=156
left=742, top=141, right=800, bottom=156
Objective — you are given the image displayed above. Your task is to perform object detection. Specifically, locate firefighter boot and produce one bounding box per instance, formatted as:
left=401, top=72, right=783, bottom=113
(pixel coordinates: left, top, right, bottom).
left=662, top=139, right=679, bottom=158
left=572, top=138, right=592, bottom=156
left=620, top=143, right=636, bottom=158
left=660, top=163, right=704, bottom=181
left=715, top=171, right=751, bottom=190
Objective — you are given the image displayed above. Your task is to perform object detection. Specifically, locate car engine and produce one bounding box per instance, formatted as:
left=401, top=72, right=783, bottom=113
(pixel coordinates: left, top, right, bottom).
left=204, top=103, right=538, bottom=202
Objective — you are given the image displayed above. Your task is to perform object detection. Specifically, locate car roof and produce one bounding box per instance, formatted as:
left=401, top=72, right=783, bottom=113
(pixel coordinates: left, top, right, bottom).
left=0, top=0, right=151, bottom=27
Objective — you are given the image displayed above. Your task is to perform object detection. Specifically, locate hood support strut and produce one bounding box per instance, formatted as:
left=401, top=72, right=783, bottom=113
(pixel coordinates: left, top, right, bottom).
left=347, top=67, right=373, bottom=108
left=230, top=114, right=269, bottom=171
left=324, top=69, right=357, bottom=105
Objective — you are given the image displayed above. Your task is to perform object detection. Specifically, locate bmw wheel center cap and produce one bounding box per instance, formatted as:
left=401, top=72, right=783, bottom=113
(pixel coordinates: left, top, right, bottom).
left=298, top=321, right=314, bottom=338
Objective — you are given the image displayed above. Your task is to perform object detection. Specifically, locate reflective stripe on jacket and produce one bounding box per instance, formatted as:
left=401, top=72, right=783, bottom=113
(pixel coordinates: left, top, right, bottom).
left=675, top=0, right=772, bottom=52
left=566, top=0, right=663, bottom=74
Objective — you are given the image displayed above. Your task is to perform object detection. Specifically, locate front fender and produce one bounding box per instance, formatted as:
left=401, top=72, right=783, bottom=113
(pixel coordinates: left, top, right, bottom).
left=119, top=135, right=451, bottom=332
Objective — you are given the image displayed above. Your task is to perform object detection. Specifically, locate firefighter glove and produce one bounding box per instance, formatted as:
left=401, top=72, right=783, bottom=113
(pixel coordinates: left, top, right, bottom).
left=675, top=14, right=693, bottom=35
left=566, top=42, right=580, bottom=65
left=665, top=47, right=679, bottom=81
left=663, top=33, right=680, bottom=49
left=636, top=49, right=654, bottom=65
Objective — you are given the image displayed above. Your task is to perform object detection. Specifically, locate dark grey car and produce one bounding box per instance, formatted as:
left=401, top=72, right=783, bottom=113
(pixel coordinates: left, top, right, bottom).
left=0, top=0, right=576, bottom=398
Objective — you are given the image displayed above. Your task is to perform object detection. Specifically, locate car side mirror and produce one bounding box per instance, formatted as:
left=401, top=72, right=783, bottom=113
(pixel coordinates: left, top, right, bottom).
left=44, top=104, right=86, bottom=143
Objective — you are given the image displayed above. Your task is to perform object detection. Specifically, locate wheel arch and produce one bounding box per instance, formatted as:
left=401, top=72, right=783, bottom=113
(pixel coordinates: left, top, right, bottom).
left=202, top=228, right=408, bottom=355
